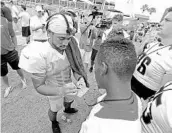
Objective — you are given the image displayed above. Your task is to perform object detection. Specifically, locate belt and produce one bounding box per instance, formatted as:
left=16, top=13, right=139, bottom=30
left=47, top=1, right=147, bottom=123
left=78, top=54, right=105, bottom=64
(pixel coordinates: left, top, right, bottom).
left=34, top=40, right=47, bottom=42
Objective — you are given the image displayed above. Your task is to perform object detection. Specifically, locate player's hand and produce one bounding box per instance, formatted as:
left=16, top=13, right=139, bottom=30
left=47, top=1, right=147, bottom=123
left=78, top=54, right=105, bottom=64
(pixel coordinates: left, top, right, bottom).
left=76, top=77, right=86, bottom=89
left=64, top=88, right=78, bottom=96
left=63, top=82, right=78, bottom=96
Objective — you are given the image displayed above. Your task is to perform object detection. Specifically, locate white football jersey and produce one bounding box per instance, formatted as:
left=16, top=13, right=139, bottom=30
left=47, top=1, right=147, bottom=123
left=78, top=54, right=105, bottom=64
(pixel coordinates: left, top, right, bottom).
left=141, top=82, right=172, bottom=133
left=133, top=41, right=172, bottom=91
left=19, top=41, right=73, bottom=89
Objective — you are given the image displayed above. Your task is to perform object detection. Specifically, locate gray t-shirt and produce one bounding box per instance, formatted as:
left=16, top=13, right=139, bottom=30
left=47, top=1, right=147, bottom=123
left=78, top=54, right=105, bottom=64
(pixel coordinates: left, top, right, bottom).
left=1, top=16, right=15, bottom=55
left=1, top=6, right=13, bottom=22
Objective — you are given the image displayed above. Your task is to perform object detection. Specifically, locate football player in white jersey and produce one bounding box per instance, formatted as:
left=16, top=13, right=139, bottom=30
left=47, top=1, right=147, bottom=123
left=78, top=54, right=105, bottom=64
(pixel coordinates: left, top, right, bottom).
left=131, top=9, right=172, bottom=100
left=141, top=81, right=172, bottom=133
left=19, top=13, right=87, bottom=133
left=79, top=37, right=142, bottom=133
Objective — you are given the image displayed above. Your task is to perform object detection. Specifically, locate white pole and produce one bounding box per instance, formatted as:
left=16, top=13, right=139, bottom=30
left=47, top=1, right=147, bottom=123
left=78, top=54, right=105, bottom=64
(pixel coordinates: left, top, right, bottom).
left=102, top=0, right=106, bottom=17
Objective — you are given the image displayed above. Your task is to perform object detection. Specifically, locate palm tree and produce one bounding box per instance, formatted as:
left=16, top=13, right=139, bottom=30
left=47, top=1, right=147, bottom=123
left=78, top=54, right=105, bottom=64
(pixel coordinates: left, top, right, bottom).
left=148, top=7, right=156, bottom=15
left=140, top=4, right=149, bottom=13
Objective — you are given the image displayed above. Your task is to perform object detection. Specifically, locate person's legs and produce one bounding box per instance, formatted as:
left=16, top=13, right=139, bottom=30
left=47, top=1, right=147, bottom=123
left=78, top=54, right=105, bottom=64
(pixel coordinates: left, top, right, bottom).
left=1, top=75, right=10, bottom=88
left=83, top=51, right=91, bottom=71
left=48, top=96, right=63, bottom=133
left=1, top=75, right=13, bottom=98
left=26, top=36, right=30, bottom=44
left=8, top=50, right=27, bottom=89
left=16, top=69, right=25, bottom=81
left=22, top=26, right=31, bottom=44
left=81, top=50, right=87, bottom=71
left=26, top=26, right=31, bottom=44
left=63, top=91, right=78, bottom=114
left=16, top=69, right=27, bottom=89
left=89, top=48, right=98, bottom=73
left=1, top=54, right=13, bottom=98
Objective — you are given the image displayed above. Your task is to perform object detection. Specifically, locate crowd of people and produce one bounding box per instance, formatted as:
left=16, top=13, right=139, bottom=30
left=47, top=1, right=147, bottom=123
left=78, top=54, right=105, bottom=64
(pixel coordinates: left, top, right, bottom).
left=1, top=1, right=172, bottom=133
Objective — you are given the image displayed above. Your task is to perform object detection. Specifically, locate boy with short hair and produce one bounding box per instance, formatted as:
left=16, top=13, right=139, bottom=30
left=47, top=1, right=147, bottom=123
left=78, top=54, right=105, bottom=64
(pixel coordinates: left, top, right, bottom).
left=80, top=37, right=142, bottom=133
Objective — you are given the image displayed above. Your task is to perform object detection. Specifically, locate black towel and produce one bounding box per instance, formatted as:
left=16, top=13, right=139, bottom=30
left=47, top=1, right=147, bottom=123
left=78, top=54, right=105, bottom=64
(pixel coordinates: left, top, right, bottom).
left=65, top=37, right=89, bottom=87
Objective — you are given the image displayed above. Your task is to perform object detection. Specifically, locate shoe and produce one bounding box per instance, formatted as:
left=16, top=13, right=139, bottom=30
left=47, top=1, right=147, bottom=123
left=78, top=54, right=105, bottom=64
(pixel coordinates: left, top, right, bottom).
left=64, top=108, right=78, bottom=114
left=4, top=86, right=12, bottom=98
left=89, top=67, right=93, bottom=73
left=21, top=79, right=27, bottom=89
left=52, top=121, right=61, bottom=133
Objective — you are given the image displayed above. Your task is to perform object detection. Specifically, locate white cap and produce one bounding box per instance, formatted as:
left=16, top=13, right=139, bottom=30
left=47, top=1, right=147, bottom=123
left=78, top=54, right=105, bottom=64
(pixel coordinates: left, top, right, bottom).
left=48, top=14, right=74, bottom=35
left=35, top=5, right=43, bottom=12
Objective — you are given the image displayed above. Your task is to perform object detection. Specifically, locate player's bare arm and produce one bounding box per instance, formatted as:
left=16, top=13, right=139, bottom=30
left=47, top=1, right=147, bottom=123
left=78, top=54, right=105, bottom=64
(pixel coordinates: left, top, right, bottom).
left=32, top=73, right=77, bottom=96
